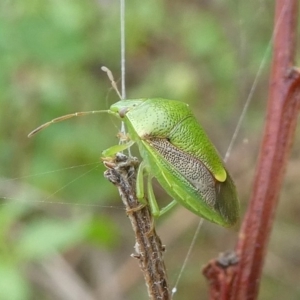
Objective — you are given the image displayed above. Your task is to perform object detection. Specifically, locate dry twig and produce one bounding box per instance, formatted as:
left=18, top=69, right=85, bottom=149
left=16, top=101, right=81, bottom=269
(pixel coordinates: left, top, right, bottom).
left=104, top=153, right=171, bottom=300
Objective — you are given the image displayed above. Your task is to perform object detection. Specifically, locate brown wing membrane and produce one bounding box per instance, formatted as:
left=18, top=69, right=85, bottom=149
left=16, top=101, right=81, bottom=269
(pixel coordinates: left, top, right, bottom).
left=147, top=137, right=239, bottom=226
left=214, top=173, right=239, bottom=226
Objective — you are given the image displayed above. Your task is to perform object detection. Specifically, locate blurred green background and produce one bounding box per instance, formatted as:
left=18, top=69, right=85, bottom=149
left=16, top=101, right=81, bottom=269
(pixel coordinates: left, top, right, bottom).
left=0, top=0, right=300, bottom=299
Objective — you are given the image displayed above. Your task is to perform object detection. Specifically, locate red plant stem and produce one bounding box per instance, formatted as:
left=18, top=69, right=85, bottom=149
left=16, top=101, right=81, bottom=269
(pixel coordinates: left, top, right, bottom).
left=203, top=1, right=300, bottom=299
left=231, top=0, right=300, bottom=299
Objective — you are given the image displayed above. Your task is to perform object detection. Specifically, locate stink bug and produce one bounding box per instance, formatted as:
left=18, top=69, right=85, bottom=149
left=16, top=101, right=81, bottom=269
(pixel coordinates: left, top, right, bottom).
left=28, top=71, right=239, bottom=227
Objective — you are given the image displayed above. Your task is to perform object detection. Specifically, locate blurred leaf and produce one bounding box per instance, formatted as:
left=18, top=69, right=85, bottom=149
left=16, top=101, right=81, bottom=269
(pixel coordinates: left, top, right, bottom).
left=0, top=264, right=30, bottom=300
left=87, top=216, right=119, bottom=248
left=17, top=218, right=88, bottom=260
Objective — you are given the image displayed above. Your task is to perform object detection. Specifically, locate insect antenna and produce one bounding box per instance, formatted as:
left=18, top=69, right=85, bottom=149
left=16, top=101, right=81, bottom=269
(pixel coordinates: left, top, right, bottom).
left=101, top=67, right=130, bottom=153
left=28, top=67, right=122, bottom=138
left=28, top=110, right=111, bottom=138
left=101, top=66, right=122, bottom=100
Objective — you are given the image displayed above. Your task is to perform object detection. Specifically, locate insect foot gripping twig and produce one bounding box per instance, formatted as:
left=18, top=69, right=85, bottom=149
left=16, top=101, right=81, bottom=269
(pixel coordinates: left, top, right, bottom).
left=103, top=153, right=171, bottom=300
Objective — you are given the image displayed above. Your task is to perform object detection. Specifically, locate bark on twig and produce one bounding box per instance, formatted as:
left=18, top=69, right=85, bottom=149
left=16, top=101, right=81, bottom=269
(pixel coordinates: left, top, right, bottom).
left=203, top=1, right=300, bottom=299
left=103, top=153, right=171, bottom=300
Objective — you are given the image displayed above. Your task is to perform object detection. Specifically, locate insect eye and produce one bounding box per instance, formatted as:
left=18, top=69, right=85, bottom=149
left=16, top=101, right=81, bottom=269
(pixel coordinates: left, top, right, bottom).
left=119, top=107, right=129, bottom=118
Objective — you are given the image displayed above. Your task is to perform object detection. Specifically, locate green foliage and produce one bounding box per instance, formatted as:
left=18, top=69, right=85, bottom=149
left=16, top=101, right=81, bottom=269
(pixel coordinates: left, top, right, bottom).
left=87, top=216, right=119, bottom=248
left=0, top=265, right=30, bottom=300
left=17, top=218, right=89, bottom=260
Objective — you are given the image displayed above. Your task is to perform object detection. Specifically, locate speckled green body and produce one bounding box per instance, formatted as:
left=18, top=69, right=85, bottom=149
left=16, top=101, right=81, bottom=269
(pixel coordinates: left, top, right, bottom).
left=111, top=98, right=239, bottom=227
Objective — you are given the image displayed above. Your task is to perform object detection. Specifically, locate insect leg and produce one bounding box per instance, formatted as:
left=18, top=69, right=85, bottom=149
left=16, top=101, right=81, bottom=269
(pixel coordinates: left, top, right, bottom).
left=102, top=140, right=135, bottom=157
left=135, top=161, right=147, bottom=205
left=146, top=175, right=160, bottom=217
left=136, top=161, right=178, bottom=217
left=159, top=200, right=177, bottom=216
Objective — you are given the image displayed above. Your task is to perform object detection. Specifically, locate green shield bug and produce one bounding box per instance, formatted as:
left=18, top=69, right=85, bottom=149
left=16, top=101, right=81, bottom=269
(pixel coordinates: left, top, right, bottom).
left=28, top=71, right=239, bottom=227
